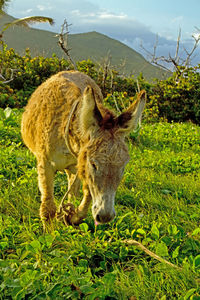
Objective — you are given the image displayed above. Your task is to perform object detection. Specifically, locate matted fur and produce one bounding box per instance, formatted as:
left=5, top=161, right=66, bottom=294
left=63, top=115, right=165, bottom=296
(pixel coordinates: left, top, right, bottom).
left=21, top=70, right=146, bottom=225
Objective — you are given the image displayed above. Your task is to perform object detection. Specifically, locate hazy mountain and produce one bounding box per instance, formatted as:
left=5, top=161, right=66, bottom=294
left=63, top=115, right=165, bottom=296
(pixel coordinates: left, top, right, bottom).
left=0, top=13, right=169, bottom=81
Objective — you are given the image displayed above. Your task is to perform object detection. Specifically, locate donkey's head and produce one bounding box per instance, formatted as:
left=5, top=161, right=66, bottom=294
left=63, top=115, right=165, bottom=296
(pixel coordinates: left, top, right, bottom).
left=78, top=86, right=146, bottom=224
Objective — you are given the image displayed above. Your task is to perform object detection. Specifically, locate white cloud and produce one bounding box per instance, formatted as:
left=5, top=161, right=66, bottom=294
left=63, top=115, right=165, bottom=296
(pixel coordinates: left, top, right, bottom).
left=71, top=9, right=81, bottom=16
left=25, top=8, right=33, bottom=14
left=36, top=5, right=45, bottom=11
left=98, top=12, right=127, bottom=20
left=36, top=4, right=53, bottom=11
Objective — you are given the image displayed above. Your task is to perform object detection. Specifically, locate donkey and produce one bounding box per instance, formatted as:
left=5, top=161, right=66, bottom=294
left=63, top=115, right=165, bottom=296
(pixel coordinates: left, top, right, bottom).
left=21, top=71, right=146, bottom=226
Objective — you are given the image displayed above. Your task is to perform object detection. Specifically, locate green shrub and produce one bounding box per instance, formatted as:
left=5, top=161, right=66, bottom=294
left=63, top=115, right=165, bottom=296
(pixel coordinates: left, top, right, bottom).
left=151, top=66, right=200, bottom=124
left=77, top=59, right=97, bottom=79
left=1, top=45, right=200, bottom=124
left=0, top=46, right=70, bottom=107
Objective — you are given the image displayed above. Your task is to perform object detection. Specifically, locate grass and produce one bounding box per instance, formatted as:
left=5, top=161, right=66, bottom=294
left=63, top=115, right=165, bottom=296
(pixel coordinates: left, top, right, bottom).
left=0, top=108, right=200, bottom=299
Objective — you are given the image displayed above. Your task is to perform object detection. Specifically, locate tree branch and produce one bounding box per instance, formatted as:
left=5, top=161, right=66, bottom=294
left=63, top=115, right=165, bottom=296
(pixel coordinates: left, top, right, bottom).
left=122, top=239, right=181, bottom=269
left=56, top=19, right=77, bottom=70
left=0, top=68, right=18, bottom=83
left=141, top=29, right=200, bottom=75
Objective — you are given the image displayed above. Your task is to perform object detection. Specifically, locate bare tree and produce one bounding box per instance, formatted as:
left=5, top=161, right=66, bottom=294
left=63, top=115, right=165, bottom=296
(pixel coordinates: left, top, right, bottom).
left=56, top=19, right=77, bottom=70
left=141, top=29, right=200, bottom=75
left=99, top=52, right=113, bottom=95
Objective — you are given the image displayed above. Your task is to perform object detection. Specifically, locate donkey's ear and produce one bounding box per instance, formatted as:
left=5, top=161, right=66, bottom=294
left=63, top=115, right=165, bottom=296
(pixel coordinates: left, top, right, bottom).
left=80, top=85, right=102, bottom=134
left=116, top=90, right=146, bottom=134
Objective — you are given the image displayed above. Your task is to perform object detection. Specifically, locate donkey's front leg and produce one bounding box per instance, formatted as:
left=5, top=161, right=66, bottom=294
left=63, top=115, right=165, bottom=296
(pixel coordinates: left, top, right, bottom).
left=65, top=169, right=81, bottom=200
left=37, top=158, right=57, bottom=224
left=66, top=184, right=92, bottom=225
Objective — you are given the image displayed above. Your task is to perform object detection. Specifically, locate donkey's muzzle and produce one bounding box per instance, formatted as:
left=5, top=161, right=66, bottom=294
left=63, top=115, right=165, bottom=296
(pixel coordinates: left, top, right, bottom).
left=95, top=210, right=116, bottom=224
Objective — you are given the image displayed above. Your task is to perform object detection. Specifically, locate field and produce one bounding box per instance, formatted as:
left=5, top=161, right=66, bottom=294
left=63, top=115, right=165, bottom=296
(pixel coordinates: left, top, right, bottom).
left=0, top=107, right=200, bottom=299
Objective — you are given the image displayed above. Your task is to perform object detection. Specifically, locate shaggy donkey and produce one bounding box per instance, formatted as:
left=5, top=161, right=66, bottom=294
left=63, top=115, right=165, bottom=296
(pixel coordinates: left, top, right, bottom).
left=21, top=71, right=146, bottom=225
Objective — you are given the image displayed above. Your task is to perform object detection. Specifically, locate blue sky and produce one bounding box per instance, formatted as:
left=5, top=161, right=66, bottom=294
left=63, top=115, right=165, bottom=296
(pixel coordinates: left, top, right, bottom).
left=7, top=0, right=200, bottom=64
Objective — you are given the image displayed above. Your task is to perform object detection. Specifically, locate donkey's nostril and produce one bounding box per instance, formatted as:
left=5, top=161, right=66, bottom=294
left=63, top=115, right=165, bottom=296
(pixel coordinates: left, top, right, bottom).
left=96, top=214, right=101, bottom=223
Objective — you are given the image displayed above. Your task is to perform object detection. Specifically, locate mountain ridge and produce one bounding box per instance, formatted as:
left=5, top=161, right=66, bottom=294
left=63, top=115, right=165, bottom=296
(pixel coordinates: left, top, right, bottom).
left=0, top=13, right=169, bottom=80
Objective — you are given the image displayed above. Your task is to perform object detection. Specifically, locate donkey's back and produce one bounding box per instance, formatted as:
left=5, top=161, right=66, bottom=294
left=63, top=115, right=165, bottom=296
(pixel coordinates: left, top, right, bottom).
left=21, top=71, right=102, bottom=157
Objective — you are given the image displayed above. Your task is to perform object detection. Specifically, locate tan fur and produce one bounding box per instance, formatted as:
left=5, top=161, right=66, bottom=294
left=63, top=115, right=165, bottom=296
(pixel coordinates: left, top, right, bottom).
left=21, top=70, right=146, bottom=225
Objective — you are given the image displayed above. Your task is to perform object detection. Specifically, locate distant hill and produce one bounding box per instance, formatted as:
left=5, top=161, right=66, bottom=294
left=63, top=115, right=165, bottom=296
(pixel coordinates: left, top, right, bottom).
left=0, top=13, right=169, bottom=81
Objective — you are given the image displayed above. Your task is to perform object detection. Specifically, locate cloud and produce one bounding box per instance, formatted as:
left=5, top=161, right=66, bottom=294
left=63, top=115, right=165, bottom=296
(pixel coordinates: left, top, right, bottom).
left=25, top=8, right=34, bottom=14
left=36, top=5, right=46, bottom=11
left=36, top=4, right=53, bottom=12
left=66, top=8, right=172, bottom=58
left=98, top=12, right=127, bottom=20
left=68, top=9, right=153, bottom=40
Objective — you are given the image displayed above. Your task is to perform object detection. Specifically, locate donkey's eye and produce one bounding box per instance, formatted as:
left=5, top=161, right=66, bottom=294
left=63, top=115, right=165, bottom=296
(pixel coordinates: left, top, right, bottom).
left=91, top=162, right=98, bottom=171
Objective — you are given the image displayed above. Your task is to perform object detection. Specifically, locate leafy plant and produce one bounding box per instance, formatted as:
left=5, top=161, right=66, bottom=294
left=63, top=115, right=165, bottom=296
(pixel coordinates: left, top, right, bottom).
left=0, top=46, right=70, bottom=107
left=151, top=67, right=200, bottom=124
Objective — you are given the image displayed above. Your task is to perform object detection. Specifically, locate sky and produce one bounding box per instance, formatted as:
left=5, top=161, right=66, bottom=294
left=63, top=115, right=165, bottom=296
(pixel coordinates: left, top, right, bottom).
left=7, top=0, right=200, bottom=65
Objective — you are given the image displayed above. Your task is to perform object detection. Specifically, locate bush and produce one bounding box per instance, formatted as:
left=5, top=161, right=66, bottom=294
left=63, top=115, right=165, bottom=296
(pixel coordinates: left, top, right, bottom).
left=0, top=48, right=152, bottom=114
left=0, top=45, right=200, bottom=124
left=151, top=67, right=200, bottom=124
left=0, top=46, right=70, bottom=107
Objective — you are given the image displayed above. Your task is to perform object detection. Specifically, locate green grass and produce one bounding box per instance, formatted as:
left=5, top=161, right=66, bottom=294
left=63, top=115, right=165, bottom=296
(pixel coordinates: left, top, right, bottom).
left=0, top=108, right=200, bottom=299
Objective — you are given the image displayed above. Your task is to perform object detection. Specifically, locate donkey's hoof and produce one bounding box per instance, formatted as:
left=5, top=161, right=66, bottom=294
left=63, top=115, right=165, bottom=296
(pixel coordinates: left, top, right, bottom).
left=60, top=204, right=83, bottom=226
left=56, top=203, right=84, bottom=226
left=40, top=203, right=57, bottom=222
left=59, top=203, right=76, bottom=226
left=68, top=213, right=84, bottom=226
